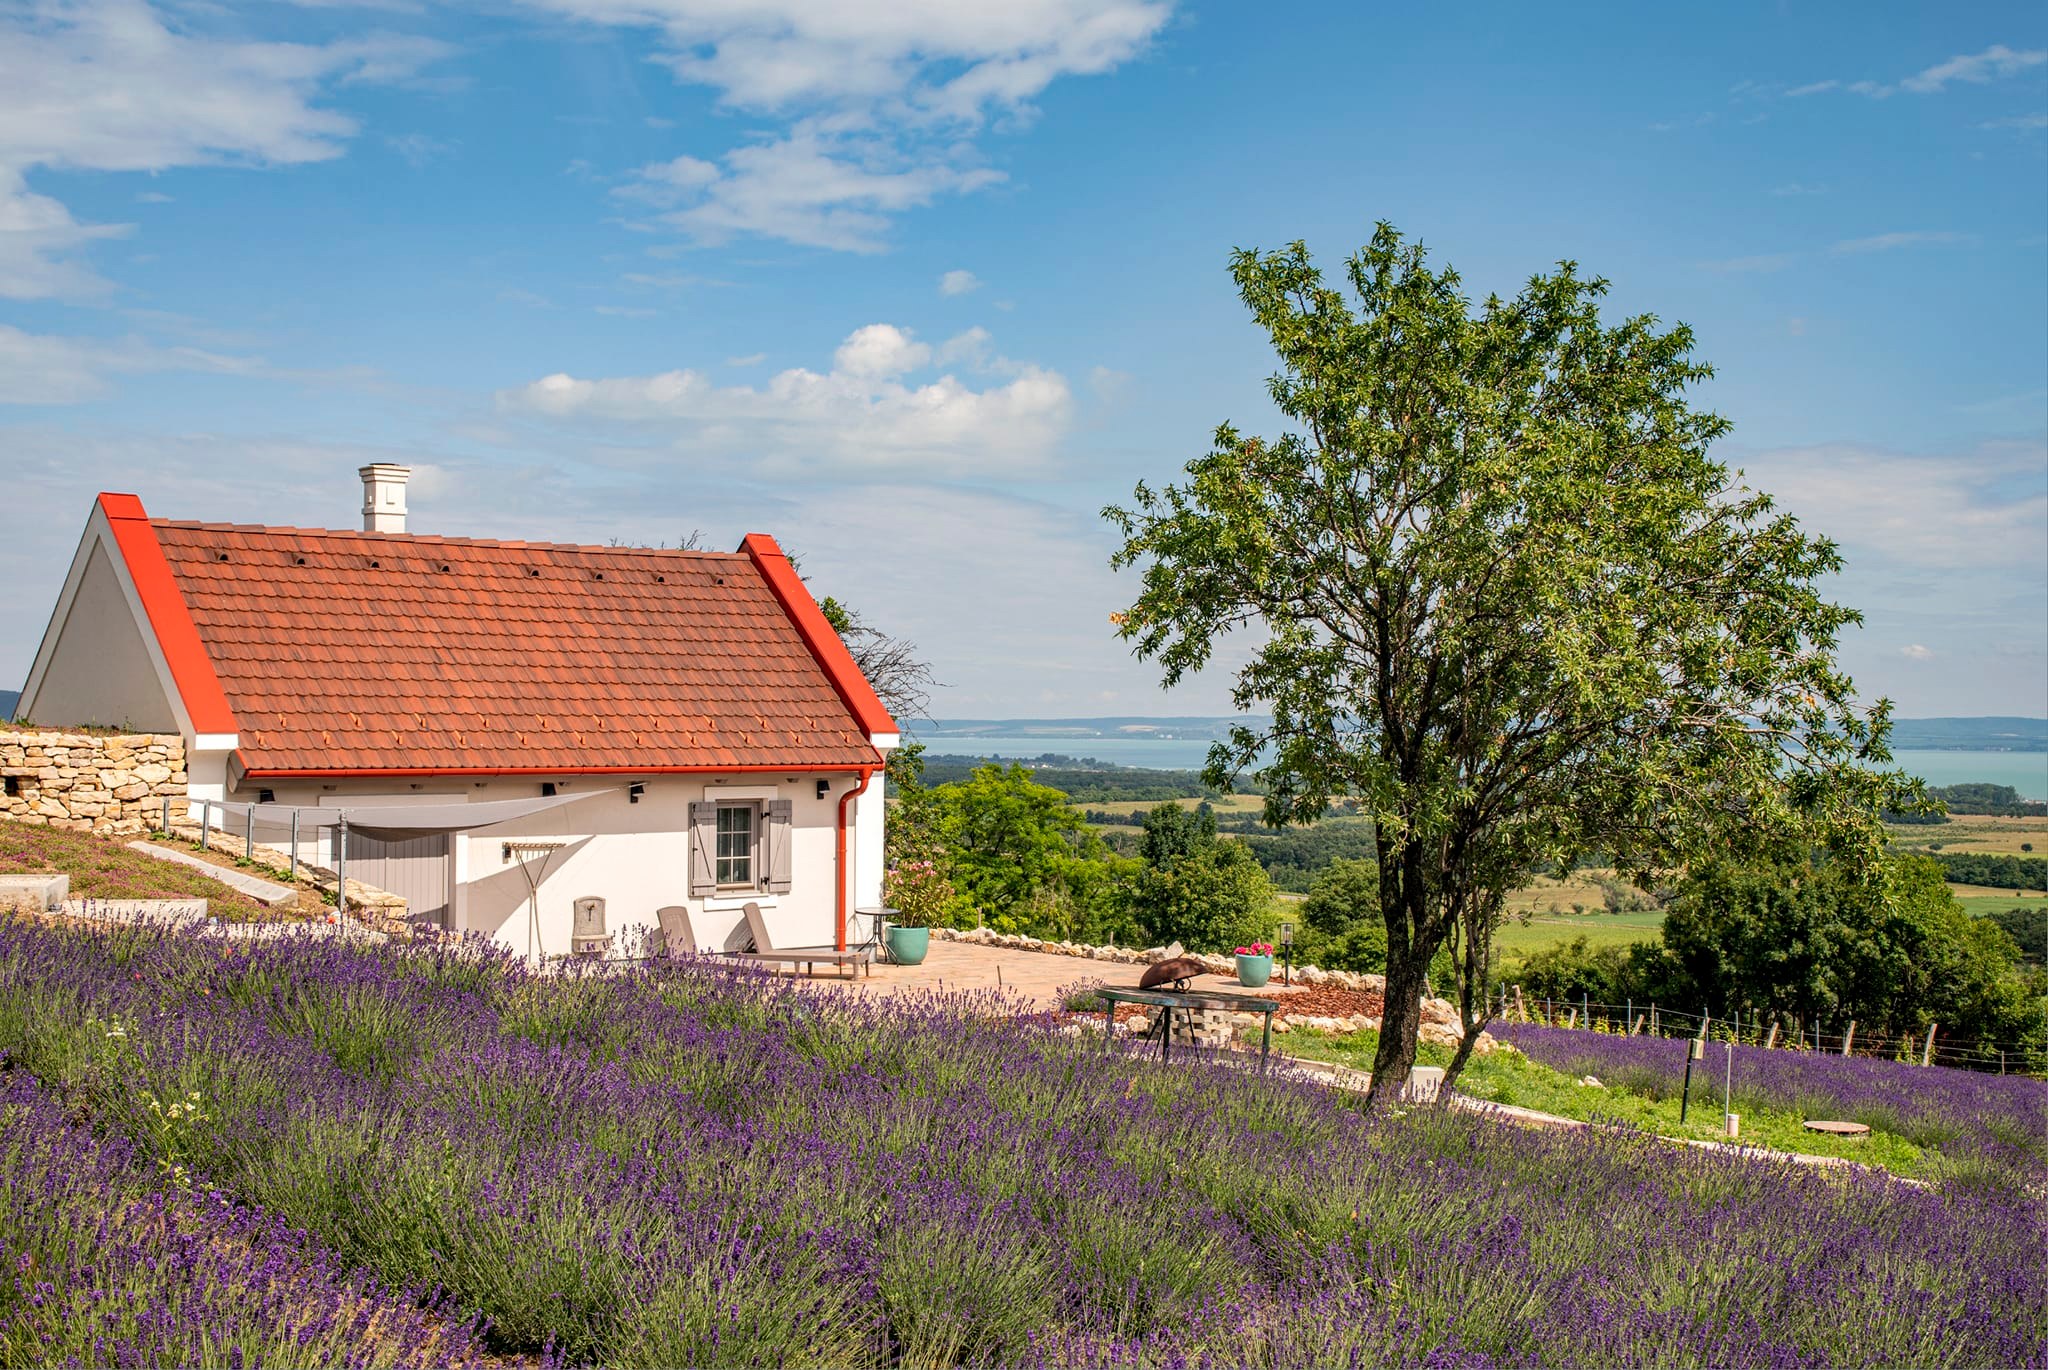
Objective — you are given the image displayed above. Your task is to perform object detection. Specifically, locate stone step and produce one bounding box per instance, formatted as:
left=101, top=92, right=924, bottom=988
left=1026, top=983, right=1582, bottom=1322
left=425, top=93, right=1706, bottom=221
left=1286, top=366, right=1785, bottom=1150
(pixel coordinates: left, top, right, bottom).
left=125, top=842, right=300, bottom=906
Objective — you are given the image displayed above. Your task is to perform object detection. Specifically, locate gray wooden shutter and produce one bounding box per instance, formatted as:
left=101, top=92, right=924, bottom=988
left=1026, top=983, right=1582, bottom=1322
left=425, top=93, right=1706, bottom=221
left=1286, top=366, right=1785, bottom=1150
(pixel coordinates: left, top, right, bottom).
left=765, top=799, right=793, bottom=894
left=688, top=802, right=717, bottom=896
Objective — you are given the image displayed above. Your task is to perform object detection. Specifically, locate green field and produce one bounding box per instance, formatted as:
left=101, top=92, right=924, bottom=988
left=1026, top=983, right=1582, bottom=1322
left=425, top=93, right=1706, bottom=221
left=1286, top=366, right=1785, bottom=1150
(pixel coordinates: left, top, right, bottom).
left=1074, top=793, right=1270, bottom=819
left=1883, top=813, right=2046, bottom=857
left=1494, top=907, right=1665, bottom=966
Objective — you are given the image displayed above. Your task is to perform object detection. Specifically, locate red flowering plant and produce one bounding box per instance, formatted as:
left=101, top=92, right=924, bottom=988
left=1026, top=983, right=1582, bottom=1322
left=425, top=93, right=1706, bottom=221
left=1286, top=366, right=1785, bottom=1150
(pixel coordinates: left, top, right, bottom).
left=1234, top=943, right=1274, bottom=957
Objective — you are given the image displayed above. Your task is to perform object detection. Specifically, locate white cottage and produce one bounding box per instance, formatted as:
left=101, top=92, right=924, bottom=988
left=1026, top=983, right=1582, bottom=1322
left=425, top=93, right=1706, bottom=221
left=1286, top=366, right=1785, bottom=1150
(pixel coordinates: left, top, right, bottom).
left=15, top=467, right=898, bottom=958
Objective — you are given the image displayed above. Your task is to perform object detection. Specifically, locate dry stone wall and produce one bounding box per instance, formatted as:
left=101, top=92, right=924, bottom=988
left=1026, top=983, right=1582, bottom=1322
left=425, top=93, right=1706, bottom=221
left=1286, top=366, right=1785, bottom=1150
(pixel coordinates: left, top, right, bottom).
left=0, top=728, right=188, bottom=836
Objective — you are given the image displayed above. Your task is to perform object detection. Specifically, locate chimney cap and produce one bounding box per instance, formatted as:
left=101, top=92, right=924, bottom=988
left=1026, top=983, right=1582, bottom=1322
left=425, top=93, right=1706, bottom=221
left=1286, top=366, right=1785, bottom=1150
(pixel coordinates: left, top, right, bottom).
left=360, top=463, right=412, bottom=534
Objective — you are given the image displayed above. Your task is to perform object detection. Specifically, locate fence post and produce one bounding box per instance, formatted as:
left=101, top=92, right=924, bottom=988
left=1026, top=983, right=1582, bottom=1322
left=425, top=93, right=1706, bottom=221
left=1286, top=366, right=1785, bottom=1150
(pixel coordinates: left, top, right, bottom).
left=199, top=800, right=211, bottom=853
left=1650, top=1004, right=1658, bottom=1036
left=1764, top=1021, right=1779, bottom=1050
left=245, top=806, right=255, bottom=861
left=1920, top=1024, right=1937, bottom=1067
left=1566, top=1009, right=1577, bottom=1030
left=1841, top=1021, right=1855, bottom=1057
left=1514, top=985, right=1527, bottom=1022
left=289, top=810, right=299, bottom=884
left=160, top=795, right=170, bottom=834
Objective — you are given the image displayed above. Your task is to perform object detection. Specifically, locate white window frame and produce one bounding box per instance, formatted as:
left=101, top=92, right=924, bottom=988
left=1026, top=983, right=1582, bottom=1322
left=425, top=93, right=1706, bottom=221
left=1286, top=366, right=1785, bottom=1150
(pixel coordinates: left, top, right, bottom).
left=714, top=801, right=761, bottom=891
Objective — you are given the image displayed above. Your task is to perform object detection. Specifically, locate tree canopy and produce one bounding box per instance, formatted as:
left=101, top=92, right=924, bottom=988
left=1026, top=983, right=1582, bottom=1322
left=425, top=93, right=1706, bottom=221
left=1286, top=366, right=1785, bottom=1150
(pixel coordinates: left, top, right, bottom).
left=1106, top=224, right=1920, bottom=1098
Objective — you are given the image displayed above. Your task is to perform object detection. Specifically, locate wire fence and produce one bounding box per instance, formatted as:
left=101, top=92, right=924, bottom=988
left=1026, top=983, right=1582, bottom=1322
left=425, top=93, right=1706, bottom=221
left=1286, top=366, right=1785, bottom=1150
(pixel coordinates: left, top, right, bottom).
left=1492, top=985, right=2043, bottom=1078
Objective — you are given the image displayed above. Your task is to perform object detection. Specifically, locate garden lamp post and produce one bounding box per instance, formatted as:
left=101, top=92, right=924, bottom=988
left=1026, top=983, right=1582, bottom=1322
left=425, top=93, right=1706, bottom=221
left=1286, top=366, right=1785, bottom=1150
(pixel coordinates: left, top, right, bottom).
left=1277, top=921, right=1294, bottom=986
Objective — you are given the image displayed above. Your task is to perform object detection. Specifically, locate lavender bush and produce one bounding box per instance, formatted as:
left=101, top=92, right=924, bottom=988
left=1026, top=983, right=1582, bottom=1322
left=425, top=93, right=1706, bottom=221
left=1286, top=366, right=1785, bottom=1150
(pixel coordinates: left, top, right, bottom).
left=0, top=917, right=2041, bottom=1368
left=1495, top=1022, right=2048, bottom=1189
left=0, top=1071, right=489, bottom=1367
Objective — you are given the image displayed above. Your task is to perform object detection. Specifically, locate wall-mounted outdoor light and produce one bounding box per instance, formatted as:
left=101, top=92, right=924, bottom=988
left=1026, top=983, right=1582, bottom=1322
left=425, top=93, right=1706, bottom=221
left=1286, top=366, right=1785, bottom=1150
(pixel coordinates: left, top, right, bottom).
left=816, top=778, right=831, bottom=800
left=628, top=783, right=645, bottom=804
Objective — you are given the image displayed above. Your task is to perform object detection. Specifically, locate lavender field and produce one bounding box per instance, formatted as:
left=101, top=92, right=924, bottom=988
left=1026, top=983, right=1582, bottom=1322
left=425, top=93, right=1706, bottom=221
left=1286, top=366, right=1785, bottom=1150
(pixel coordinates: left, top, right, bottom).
left=0, top=918, right=2042, bottom=1368
left=1495, top=1023, right=2048, bottom=1190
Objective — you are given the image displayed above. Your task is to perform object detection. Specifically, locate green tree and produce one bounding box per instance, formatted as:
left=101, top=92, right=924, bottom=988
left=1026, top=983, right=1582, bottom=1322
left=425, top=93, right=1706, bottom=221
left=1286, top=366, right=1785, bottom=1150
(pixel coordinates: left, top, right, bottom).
left=1294, top=858, right=1387, bottom=973
left=933, top=764, right=1094, bottom=920
left=1665, top=852, right=2046, bottom=1063
left=1132, top=840, right=1274, bottom=953
left=1138, top=801, right=1218, bottom=867
left=1106, top=224, right=1919, bottom=1100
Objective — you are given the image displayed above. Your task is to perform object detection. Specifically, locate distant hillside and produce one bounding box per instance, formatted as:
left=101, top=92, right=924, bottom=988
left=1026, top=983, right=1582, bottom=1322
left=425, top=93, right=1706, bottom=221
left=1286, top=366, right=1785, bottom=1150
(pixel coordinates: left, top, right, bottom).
left=0, top=690, right=16, bottom=722
left=916, top=716, right=1266, bottom=741
left=919, top=714, right=2046, bottom=752
left=1890, top=717, right=2046, bottom=752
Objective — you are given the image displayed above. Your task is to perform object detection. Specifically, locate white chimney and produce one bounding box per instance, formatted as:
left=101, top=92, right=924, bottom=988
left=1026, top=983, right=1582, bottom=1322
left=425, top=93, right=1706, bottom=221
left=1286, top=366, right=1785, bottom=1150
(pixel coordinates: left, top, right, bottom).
left=359, top=463, right=411, bottom=533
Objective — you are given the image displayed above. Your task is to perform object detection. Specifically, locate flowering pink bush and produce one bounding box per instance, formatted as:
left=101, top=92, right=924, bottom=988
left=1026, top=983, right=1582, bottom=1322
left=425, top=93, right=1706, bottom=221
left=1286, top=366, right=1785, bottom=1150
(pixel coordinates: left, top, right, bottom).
left=883, top=858, right=956, bottom=929
left=1234, top=943, right=1274, bottom=957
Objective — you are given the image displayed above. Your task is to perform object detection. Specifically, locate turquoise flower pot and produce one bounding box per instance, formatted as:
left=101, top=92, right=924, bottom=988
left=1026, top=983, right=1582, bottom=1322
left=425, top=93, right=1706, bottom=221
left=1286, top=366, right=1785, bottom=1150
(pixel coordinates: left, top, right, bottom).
left=1235, top=953, right=1273, bottom=988
left=886, top=925, right=930, bottom=966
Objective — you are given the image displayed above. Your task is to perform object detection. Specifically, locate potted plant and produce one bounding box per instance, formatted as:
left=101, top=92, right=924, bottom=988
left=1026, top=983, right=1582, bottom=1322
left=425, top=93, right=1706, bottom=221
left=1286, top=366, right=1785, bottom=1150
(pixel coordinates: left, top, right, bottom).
left=881, top=859, right=952, bottom=966
left=1234, top=942, right=1275, bottom=988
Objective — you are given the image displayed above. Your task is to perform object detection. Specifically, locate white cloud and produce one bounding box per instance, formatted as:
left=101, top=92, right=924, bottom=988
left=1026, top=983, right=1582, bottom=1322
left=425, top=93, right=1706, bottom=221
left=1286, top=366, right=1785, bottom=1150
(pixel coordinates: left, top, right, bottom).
left=0, top=322, right=255, bottom=404
left=557, top=0, right=1171, bottom=250
left=386, top=132, right=454, bottom=167
left=725, top=352, right=766, bottom=367
left=1743, top=440, right=2047, bottom=573
left=1980, top=113, right=2048, bottom=131
left=1901, top=44, right=2046, bottom=94
left=0, top=0, right=450, bottom=298
left=619, top=127, right=1003, bottom=252
left=1770, top=181, right=1827, bottom=196
left=593, top=304, right=658, bottom=317
left=1830, top=230, right=1973, bottom=254
left=1785, top=44, right=2045, bottom=101
left=939, top=268, right=980, bottom=295
left=497, top=321, right=1072, bottom=473
left=1899, top=644, right=1935, bottom=661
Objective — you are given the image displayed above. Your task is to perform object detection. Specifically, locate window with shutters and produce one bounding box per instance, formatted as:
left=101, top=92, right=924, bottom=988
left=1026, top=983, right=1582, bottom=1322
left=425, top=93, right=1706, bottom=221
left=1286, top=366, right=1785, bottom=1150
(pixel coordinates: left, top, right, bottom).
left=715, top=803, right=757, bottom=888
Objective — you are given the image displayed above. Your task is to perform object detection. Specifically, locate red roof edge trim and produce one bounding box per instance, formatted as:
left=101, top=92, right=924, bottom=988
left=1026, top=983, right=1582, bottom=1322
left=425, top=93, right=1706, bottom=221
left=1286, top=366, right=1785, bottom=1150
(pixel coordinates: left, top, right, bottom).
left=98, top=493, right=237, bottom=735
left=739, top=533, right=897, bottom=739
left=238, top=762, right=880, bottom=780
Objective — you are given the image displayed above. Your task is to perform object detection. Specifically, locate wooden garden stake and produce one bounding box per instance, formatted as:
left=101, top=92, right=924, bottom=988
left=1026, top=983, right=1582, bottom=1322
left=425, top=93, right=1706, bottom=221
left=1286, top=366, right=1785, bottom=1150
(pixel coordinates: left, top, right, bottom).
left=1764, top=1021, right=1778, bottom=1050
left=1840, top=1021, right=1855, bottom=1056
left=1921, top=1024, right=1936, bottom=1067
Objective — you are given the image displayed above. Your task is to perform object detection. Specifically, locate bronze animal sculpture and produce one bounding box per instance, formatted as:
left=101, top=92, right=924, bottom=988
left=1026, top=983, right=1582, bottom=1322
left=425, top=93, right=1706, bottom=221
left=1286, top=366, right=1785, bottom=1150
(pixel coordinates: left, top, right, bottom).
left=1137, top=956, right=1206, bottom=992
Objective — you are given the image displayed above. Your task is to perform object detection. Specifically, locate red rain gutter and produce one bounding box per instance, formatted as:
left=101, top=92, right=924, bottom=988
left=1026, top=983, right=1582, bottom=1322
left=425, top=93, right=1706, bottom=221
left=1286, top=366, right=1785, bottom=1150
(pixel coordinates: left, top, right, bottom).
left=739, top=533, right=897, bottom=739
left=240, top=762, right=879, bottom=779
left=97, top=493, right=237, bottom=736
left=835, top=767, right=876, bottom=952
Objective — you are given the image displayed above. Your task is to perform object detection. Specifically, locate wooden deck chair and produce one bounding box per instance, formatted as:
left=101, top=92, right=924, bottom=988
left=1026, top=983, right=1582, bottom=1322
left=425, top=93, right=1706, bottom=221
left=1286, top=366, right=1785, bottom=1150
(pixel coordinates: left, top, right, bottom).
left=655, top=905, right=698, bottom=959
left=730, top=901, right=872, bottom=980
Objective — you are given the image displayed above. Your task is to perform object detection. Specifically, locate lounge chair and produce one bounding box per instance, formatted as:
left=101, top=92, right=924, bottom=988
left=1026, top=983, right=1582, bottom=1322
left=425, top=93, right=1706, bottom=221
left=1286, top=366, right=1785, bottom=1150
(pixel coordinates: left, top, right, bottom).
left=730, top=901, right=872, bottom=980
left=655, top=905, right=698, bottom=959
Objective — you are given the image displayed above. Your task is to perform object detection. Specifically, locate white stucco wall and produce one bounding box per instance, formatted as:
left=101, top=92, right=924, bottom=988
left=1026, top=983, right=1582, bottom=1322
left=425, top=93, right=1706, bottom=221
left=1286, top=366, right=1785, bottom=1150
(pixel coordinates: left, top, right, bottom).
left=238, top=769, right=884, bottom=960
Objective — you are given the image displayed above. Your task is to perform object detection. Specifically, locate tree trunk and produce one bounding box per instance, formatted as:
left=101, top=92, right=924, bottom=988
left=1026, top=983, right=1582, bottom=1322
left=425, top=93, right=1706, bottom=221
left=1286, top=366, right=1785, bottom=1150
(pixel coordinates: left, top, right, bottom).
left=1366, top=950, right=1430, bottom=1106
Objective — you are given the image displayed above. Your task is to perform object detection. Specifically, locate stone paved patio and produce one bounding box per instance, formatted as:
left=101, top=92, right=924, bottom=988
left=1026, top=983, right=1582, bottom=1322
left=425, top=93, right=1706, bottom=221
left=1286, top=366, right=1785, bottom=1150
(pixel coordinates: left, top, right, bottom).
left=784, top=937, right=1324, bottom=1011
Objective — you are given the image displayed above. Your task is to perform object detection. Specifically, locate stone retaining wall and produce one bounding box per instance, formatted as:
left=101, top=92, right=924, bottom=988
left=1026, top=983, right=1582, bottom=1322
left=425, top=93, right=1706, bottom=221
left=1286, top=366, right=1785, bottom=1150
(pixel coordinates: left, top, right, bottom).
left=0, top=728, right=188, bottom=836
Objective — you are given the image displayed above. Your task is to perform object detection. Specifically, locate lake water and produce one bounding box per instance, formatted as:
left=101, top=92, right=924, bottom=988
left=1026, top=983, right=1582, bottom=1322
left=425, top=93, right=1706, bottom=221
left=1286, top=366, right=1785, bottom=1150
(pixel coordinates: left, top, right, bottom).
left=914, top=733, right=2047, bottom=802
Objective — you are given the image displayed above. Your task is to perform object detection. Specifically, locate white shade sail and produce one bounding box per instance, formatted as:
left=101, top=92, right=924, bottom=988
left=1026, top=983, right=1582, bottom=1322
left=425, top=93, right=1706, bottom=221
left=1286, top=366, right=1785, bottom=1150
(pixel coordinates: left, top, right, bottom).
left=201, top=789, right=612, bottom=843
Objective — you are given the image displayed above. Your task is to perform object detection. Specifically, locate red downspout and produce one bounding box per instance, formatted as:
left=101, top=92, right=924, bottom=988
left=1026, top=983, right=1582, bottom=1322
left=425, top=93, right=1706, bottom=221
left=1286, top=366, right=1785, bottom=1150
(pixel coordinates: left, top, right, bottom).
left=834, top=767, right=876, bottom=952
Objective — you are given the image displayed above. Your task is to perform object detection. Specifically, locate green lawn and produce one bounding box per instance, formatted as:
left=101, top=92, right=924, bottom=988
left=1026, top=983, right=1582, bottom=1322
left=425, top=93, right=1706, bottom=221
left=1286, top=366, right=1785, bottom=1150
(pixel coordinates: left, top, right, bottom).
left=1494, top=907, right=1665, bottom=970
left=1275, top=1028, right=1927, bottom=1176
left=0, top=823, right=275, bottom=920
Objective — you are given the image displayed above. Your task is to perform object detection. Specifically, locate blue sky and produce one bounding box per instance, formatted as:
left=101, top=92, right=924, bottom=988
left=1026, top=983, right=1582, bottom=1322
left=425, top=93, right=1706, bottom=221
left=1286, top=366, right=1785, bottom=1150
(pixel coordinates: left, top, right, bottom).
left=3, top=0, right=2044, bottom=720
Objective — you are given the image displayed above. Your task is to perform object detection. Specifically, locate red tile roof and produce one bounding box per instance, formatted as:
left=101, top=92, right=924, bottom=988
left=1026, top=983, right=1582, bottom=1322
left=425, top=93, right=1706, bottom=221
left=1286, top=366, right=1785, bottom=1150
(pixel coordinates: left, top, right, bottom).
left=144, top=518, right=889, bottom=776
